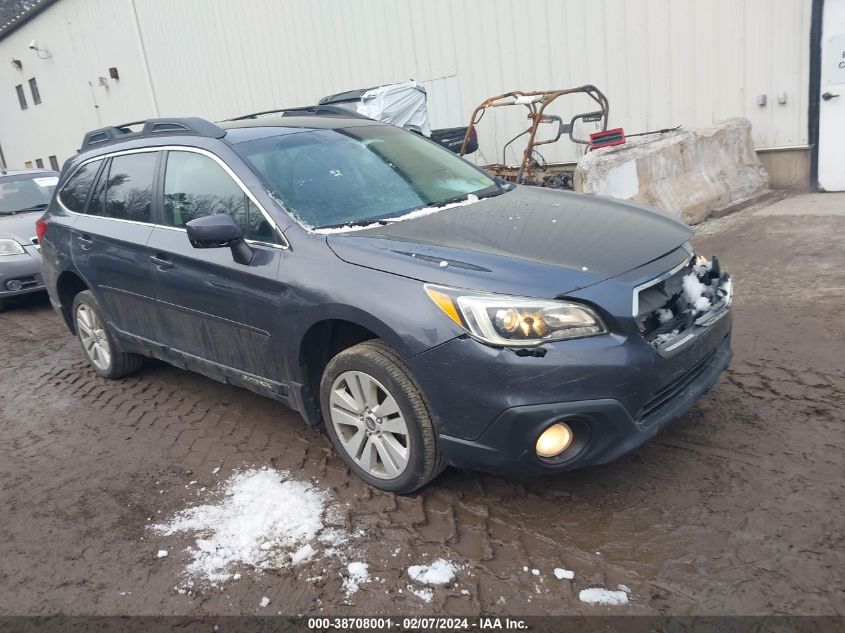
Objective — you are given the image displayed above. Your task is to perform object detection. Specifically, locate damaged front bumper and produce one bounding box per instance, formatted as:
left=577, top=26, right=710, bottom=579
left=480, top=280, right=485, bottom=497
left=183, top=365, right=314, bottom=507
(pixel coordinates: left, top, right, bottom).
left=435, top=331, right=732, bottom=476
left=634, top=253, right=733, bottom=356
left=406, top=246, right=734, bottom=477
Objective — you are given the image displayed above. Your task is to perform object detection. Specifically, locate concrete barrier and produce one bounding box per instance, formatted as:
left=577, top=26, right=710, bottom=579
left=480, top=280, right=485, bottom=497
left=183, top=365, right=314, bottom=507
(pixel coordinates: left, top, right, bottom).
left=574, top=118, right=770, bottom=225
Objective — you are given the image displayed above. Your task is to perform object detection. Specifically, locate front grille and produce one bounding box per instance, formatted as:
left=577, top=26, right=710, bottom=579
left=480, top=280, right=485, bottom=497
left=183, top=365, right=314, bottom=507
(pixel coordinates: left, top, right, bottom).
left=638, top=350, right=716, bottom=423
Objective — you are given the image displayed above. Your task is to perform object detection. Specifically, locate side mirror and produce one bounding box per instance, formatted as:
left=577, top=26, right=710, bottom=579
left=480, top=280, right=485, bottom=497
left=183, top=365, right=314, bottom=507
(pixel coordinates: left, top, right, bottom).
left=185, top=214, right=253, bottom=265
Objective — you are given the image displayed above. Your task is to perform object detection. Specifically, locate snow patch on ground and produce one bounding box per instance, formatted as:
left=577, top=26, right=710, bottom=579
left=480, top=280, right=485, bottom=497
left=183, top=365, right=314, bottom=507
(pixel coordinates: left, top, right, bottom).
left=343, top=561, right=370, bottom=596
left=152, top=468, right=351, bottom=585
left=408, top=559, right=457, bottom=585
left=291, top=543, right=315, bottom=565
left=553, top=568, right=574, bottom=580
left=579, top=587, right=629, bottom=606
left=313, top=195, right=480, bottom=234
left=407, top=585, right=433, bottom=603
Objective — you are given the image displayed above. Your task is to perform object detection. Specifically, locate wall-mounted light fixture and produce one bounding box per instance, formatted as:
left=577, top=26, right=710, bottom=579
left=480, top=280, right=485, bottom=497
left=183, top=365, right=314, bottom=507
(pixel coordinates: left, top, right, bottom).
left=10, top=58, right=22, bottom=70
left=28, top=40, right=52, bottom=59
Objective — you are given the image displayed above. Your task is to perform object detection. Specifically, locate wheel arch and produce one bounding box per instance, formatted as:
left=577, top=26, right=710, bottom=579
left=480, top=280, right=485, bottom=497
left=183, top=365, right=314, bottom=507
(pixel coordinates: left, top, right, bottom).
left=55, top=269, right=91, bottom=334
left=293, top=309, right=412, bottom=426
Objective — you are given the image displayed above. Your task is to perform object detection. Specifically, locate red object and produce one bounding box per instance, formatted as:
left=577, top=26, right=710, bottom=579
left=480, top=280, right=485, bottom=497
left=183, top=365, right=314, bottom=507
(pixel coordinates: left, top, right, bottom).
left=589, top=128, right=626, bottom=150
left=35, top=218, right=48, bottom=243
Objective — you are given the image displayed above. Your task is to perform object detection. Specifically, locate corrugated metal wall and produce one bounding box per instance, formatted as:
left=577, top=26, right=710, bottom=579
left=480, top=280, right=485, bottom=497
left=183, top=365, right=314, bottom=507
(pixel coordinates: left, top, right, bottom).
left=0, top=0, right=812, bottom=169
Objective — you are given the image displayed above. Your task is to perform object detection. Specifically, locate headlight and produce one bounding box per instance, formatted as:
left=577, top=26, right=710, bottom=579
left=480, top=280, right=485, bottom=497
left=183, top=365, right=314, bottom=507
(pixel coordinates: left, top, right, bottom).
left=425, top=284, right=607, bottom=346
left=0, top=239, right=26, bottom=256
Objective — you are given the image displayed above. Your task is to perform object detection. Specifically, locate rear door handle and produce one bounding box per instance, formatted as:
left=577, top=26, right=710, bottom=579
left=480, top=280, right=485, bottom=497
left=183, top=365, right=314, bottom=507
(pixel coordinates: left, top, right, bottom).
left=77, top=235, right=93, bottom=250
left=822, top=92, right=840, bottom=101
left=150, top=254, right=174, bottom=270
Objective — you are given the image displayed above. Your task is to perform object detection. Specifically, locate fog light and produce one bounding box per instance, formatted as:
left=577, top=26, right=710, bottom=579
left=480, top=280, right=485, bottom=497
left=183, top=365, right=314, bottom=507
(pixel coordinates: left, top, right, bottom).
left=535, top=422, right=573, bottom=458
left=6, top=279, right=23, bottom=291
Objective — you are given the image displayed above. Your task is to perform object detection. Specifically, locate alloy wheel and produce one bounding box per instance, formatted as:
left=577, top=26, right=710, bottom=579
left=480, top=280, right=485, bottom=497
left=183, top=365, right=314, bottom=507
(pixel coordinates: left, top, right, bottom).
left=76, top=304, right=112, bottom=372
left=328, top=370, right=410, bottom=479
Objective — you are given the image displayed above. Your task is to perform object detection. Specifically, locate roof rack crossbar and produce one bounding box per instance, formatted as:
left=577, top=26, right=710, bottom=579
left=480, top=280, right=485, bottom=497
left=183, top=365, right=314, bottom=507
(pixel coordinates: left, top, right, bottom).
left=227, top=104, right=372, bottom=121
left=79, top=117, right=226, bottom=151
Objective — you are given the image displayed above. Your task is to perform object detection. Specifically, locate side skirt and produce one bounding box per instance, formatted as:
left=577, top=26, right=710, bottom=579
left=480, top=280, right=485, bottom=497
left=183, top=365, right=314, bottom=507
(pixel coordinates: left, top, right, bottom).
left=111, top=325, right=298, bottom=410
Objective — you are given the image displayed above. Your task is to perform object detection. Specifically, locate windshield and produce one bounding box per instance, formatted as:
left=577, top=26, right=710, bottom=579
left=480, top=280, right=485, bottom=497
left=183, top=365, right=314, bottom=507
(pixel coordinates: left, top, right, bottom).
left=0, top=174, right=57, bottom=215
left=234, top=124, right=499, bottom=229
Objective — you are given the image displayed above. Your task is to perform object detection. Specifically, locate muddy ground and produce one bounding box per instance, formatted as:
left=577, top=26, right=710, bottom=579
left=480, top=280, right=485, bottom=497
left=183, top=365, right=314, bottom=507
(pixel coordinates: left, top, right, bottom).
left=0, top=193, right=842, bottom=617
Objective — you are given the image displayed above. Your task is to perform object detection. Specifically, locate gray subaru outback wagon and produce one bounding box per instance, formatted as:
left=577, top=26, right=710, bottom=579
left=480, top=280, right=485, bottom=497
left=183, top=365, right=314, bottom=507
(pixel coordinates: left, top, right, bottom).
left=39, top=114, right=732, bottom=493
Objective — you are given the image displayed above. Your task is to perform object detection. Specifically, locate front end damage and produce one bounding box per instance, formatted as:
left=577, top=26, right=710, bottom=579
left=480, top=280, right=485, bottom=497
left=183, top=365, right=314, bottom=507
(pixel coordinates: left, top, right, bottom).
left=635, top=254, right=733, bottom=353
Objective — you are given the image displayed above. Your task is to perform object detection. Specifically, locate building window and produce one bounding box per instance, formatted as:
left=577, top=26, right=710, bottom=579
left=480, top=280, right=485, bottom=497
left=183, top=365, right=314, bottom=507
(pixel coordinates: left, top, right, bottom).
left=15, top=84, right=27, bottom=110
left=28, top=77, right=41, bottom=105
left=49, top=155, right=59, bottom=171
left=35, top=158, right=44, bottom=168
left=24, top=161, right=33, bottom=168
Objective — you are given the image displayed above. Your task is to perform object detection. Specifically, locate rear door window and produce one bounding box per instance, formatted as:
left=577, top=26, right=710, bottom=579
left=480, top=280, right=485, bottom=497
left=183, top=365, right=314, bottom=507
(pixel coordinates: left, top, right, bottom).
left=103, top=152, right=158, bottom=223
left=59, top=161, right=102, bottom=213
left=163, top=151, right=275, bottom=242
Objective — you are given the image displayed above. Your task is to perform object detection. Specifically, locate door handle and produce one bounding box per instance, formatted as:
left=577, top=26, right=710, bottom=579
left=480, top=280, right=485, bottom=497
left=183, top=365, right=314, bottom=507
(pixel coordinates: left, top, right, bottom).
left=77, top=235, right=93, bottom=250
left=150, top=254, right=174, bottom=270
left=822, top=92, right=840, bottom=101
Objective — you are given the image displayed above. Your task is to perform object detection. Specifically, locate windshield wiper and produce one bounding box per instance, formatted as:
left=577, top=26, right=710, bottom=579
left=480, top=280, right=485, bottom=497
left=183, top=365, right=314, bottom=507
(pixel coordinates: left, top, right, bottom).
left=316, top=218, right=394, bottom=231
left=431, top=182, right=510, bottom=206
left=426, top=193, right=473, bottom=208
left=477, top=187, right=507, bottom=199
left=316, top=184, right=508, bottom=230
left=3, top=203, right=49, bottom=215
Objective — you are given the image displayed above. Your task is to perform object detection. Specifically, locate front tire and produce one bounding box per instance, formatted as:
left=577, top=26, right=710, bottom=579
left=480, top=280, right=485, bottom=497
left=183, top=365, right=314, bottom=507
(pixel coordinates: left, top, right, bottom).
left=319, top=340, right=445, bottom=494
left=72, top=290, right=143, bottom=379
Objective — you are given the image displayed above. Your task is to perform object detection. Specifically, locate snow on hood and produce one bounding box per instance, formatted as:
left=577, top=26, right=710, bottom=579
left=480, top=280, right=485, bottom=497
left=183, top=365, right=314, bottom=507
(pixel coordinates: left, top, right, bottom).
left=313, top=194, right=480, bottom=234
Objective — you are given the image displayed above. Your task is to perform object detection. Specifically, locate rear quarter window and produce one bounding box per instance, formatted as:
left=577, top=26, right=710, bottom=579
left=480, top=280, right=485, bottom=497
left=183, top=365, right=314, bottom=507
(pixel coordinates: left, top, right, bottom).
left=59, top=161, right=101, bottom=213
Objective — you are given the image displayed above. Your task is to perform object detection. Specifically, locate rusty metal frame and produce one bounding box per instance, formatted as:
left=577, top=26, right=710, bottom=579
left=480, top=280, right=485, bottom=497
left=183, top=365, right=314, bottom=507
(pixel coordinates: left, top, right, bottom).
left=458, top=85, right=609, bottom=184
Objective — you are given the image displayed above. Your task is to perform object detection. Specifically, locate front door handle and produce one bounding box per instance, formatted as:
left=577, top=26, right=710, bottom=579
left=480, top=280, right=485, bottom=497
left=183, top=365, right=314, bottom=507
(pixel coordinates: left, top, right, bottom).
left=822, top=91, right=840, bottom=101
left=150, top=254, right=174, bottom=270
left=77, top=235, right=93, bottom=250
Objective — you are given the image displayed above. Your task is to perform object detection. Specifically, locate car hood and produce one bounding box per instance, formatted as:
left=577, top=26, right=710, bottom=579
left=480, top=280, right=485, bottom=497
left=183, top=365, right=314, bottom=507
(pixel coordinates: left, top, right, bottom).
left=326, top=186, right=693, bottom=297
left=0, top=212, right=41, bottom=244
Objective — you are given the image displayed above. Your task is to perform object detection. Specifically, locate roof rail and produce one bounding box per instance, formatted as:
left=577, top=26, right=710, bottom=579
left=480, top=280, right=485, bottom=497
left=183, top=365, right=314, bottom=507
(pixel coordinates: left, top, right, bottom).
left=79, top=117, right=226, bottom=151
left=227, top=104, right=372, bottom=121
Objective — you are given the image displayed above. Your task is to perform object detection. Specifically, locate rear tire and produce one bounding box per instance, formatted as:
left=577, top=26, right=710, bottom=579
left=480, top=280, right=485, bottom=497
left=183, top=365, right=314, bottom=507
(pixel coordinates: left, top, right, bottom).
left=320, top=340, right=446, bottom=494
left=72, top=290, right=143, bottom=379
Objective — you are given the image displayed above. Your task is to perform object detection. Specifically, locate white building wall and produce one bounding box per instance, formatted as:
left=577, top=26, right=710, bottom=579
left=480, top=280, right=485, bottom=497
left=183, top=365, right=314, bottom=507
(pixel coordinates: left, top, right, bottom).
left=0, top=0, right=158, bottom=169
left=0, top=0, right=812, bottom=171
